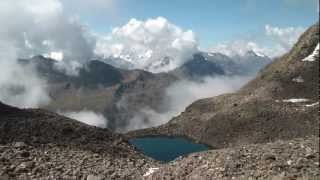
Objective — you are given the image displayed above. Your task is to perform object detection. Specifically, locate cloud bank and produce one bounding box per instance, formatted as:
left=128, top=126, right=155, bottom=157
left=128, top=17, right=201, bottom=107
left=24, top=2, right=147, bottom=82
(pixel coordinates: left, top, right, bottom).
left=0, top=41, right=50, bottom=108
left=120, top=75, right=252, bottom=132
left=0, top=0, right=96, bottom=76
left=95, top=17, right=199, bottom=72
left=0, top=0, right=96, bottom=107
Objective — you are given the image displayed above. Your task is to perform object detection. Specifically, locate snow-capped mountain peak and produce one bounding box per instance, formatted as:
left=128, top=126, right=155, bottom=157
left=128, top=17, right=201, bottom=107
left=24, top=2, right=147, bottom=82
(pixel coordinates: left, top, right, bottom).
left=244, top=50, right=268, bottom=58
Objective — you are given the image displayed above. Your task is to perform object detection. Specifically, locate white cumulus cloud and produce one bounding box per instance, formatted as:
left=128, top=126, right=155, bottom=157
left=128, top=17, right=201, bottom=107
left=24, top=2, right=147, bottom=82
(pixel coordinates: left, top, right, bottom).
left=210, top=40, right=268, bottom=57
left=210, top=25, right=305, bottom=58
left=95, top=17, right=199, bottom=72
left=0, top=0, right=100, bottom=107
left=265, top=24, right=305, bottom=51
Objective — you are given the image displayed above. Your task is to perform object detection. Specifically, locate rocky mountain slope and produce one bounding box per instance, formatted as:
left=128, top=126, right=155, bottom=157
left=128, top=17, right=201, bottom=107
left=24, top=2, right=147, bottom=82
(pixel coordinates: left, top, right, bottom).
left=128, top=23, right=319, bottom=149
left=0, top=101, right=157, bottom=179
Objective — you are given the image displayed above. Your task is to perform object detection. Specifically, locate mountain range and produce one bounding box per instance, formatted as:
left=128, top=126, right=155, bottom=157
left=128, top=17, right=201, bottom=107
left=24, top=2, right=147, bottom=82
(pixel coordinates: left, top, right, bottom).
left=18, top=50, right=271, bottom=131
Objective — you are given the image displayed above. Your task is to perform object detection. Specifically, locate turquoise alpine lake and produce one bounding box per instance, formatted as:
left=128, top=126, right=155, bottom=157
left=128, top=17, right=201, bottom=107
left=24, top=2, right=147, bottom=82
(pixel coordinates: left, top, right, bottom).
left=129, top=136, right=209, bottom=162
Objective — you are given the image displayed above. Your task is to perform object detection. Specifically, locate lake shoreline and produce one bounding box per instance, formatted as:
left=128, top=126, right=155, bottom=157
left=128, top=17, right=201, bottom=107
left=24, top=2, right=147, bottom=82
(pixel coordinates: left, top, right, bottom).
left=128, top=136, right=209, bottom=162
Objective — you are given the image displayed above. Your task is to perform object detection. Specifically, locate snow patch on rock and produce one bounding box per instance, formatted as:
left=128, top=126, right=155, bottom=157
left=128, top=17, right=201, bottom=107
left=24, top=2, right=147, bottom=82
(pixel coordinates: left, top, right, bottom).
left=282, top=99, right=309, bottom=103
left=292, top=76, right=304, bottom=83
left=305, top=102, right=319, bottom=107
left=143, top=167, right=159, bottom=177
left=302, top=43, right=319, bottom=62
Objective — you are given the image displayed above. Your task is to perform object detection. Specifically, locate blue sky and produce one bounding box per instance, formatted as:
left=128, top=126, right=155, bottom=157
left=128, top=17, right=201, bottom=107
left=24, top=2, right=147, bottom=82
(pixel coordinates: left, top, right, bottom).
left=75, top=0, right=318, bottom=48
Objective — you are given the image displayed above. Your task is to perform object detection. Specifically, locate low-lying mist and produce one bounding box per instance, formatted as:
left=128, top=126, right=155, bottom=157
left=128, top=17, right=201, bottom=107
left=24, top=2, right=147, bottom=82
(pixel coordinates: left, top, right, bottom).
left=119, top=75, right=253, bottom=132
left=0, top=42, right=50, bottom=108
left=59, top=110, right=107, bottom=128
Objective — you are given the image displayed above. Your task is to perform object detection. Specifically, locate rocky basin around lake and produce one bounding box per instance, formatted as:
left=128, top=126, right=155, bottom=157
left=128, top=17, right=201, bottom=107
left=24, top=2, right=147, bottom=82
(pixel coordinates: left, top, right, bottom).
left=127, top=23, right=320, bottom=179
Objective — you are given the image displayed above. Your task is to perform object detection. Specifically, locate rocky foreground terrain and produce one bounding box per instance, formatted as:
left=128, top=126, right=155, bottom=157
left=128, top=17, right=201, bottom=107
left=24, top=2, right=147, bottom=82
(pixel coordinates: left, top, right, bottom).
left=147, top=136, right=319, bottom=180
left=0, top=102, right=158, bottom=179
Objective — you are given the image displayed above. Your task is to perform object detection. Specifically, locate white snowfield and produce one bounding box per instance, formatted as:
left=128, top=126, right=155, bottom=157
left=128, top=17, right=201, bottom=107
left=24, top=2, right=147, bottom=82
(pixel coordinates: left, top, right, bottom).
left=302, top=43, right=319, bottom=62
left=305, top=102, right=319, bottom=107
left=282, top=99, right=309, bottom=103
left=143, top=167, right=159, bottom=177
left=292, top=76, right=304, bottom=83
left=254, top=51, right=268, bottom=58
left=277, top=99, right=319, bottom=107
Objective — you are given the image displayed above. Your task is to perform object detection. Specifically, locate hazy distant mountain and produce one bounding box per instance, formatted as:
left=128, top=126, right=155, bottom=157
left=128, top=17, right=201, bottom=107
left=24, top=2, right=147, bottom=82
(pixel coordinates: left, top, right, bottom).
left=100, top=56, right=135, bottom=70
left=232, top=50, right=272, bottom=74
left=171, top=53, right=226, bottom=80
left=101, top=50, right=271, bottom=77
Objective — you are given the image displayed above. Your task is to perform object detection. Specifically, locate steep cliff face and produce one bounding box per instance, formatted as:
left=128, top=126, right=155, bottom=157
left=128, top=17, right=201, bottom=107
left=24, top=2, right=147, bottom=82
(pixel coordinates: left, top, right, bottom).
left=128, top=23, right=319, bottom=149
